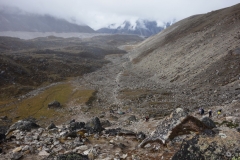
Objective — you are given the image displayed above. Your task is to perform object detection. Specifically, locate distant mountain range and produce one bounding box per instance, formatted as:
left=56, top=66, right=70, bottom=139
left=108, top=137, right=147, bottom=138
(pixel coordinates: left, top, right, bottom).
left=0, top=8, right=95, bottom=33
left=97, top=19, right=175, bottom=37
left=0, top=6, right=174, bottom=37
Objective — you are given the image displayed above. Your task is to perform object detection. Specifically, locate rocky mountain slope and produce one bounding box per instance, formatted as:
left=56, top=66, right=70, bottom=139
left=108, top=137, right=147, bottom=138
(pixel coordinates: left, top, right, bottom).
left=97, top=19, right=173, bottom=37
left=0, top=7, right=95, bottom=33
left=121, top=3, right=240, bottom=115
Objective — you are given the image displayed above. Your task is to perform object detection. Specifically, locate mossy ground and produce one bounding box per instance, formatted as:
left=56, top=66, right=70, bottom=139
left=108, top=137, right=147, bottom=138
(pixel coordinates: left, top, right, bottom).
left=0, top=82, right=95, bottom=126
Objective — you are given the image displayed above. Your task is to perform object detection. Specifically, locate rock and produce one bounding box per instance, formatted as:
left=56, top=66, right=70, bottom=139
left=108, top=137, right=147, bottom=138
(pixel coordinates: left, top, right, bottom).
left=22, top=145, right=29, bottom=151
left=75, top=145, right=88, bottom=151
left=0, top=148, right=2, bottom=153
left=56, top=152, right=89, bottom=160
left=104, top=128, right=136, bottom=136
left=38, top=150, right=50, bottom=156
left=12, top=146, right=22, bottom=153
left=47, top=122, right=57, bottom=130
left=127, top=115, right=137, bottom=122
left=48, top=100, right=61, bottom=108
left=0, top=133, right=6, bottom=142
left=118, top=143, right=126, bottom=149
left=104, top=128, right=124, bottom=136
left=6, top=120, right=40, bottom=135
left=236, top=127, right=240, bottom=132
left=172, top=136, right=204, bottom=160
left=101, top=120, right=111, bottom=128
left=201, top=117, right=216, bottom=128
left=64, top=131, right=78, bottom=139
left=136, top=132, right=146, bottom=141
left=10, top=152, right=23, bottom=160
left=0, top=115, right=8, bottom=120
left=118, top=129, right=135, bottom=136
left=144, top=143, right=151, bottom=148
left=85, top=117, right=103, bottom=134
left=139, top=108, right=210, bottom=147
left=85, top=146, right=100, bottom=160
left=117, top=110, right=125, bottom=115
left=219, top=133, right=227, bottom=138
left=172, top=129, right=240, bottom=160
left=69, top=121, right=85, bottom=131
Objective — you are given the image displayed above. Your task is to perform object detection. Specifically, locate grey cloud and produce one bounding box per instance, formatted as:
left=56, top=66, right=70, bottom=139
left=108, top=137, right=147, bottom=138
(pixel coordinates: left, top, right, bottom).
left=0, top=0, right=239, bottom=30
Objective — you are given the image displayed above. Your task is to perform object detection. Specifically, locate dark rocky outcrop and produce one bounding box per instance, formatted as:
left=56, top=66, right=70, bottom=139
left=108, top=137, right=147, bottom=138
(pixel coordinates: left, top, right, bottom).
left=101, top=120, right=111, bottom=128
left=172, top=129, right=240, bottom=160
left=201, top=117, right=216, bottom=129
left=237, top=127, right=240, bottom=133
left=127, top=115, right=137, bottom=122
left=49, top=152, right=89, bottom=160
left=104, top=128, right=136, bottom=136
left=104, top=128, right=122, bottom=136
left=136, top=132, right=146, bottom=141
left=69, top=122, right=85, bottom=131
left=172, top=135, right=205, bottom=160
left=0, top=133, right=5, bottom=143
left=85, top=117, right=103, bottom=134
left=6, top=119, right=40, bottom=135
left=48, top=101, right=61, bottom=108
left=47, top=122, right=57, bottom=130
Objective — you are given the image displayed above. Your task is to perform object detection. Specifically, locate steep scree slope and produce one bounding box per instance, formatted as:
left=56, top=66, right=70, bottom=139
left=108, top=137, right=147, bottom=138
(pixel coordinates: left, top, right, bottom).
left=120, top=3, right=240, bottom=114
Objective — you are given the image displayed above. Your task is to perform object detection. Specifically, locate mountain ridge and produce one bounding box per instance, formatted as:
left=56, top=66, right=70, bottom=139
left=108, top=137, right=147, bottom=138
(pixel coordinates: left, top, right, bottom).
left=0, top=8, right=95, bottom=33
left=97, top=19, right=174, bottom=37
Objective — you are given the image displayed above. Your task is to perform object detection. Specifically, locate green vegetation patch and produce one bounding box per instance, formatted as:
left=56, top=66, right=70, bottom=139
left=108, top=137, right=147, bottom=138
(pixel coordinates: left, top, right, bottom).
left=216, top=120, right=239, bottom=128
left=0, top=83, right=96, bottom=123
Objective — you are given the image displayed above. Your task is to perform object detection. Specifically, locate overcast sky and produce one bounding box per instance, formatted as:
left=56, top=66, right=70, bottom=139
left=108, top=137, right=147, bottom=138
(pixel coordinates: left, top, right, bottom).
left=0, top=0, right=239, bottom=30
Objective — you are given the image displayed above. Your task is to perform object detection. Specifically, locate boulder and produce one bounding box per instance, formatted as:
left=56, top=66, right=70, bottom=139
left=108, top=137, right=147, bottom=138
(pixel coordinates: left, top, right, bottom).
left=172, top=128, right=240, bottom=160
left=48, top=101, right=61, bottom=108
left=85, top=117, right=103, bottom=134
left=56, top=152, right=89, bottom=160
left=101, top=120, right=111, bottom=128
left=136, top=132, right=146, bottom=141
left=139, top=108, right=210, bottom=147
left=104, top=128, right=122, bottom=136
left=201, top=117, right=216, bottom=128
left=6, top=119, right=40, bottom=135
left=127, top=115, right=137, bottom=122
left=236, top=127, right=240, bottom=132
left=69, top=122, right=85, bottom=131
left=10, top=152, right=23, bottom=160
left=0, top=133, right=5, bottom=143
left=47, top=122, right=57, bottom=130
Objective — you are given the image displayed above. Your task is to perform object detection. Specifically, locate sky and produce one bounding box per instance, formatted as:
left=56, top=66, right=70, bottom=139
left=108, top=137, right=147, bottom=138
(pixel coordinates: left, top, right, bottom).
left=0, top=0, right=239, bottom=30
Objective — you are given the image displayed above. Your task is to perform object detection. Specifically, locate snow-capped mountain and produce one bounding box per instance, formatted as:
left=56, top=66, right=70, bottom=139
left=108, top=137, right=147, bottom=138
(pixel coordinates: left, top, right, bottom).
left=97, top=19, right=175, bottom=37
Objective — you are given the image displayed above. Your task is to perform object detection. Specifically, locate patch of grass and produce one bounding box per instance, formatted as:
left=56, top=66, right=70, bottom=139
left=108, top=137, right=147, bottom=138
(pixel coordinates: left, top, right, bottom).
left=71, top=89, right=96, bottom=104
left=0, top=83, right=96, bottom=124
left=16, top=83, right=73, bottom=120
left=218, top=120, right=239, bottom=128
left=118, top=89, right=149, bottom=99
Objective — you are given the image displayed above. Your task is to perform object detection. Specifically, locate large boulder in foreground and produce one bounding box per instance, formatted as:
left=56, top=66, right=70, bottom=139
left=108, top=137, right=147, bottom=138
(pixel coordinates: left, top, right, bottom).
left=47, top=152, right=89, bottom=160
left=172, top=128, right=240, bottom=160
left=6, top=119, right=40, bottom=135
left=139, top=108, right=211, bottom=147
